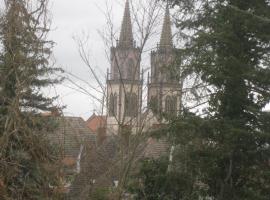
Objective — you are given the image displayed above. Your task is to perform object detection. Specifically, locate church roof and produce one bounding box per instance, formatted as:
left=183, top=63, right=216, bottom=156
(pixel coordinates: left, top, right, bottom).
left=160, top=5, right=173, bottom=49
left=119, top=0, right=134, bottom=48
left=47, top=116, right=96, bottom=158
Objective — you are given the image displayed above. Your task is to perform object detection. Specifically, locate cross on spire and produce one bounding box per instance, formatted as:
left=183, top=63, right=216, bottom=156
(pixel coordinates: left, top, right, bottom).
left=160, top=5, right=173, bottom=49
left=119, top=0, right=134, bottom=48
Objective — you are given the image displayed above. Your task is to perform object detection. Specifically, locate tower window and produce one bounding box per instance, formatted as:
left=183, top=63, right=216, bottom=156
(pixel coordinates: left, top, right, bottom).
left=109, top=93, right=117, bottom=116
left=125, top=92, right=138, bottom=117
left=165, top=95, right=177, bottom=116
left=149, top=96, right=159, bottom=114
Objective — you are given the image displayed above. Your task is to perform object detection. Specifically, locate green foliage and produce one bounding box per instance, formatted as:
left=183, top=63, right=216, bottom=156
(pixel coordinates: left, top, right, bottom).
left=89, top=187, right=110, bottom=200
left=130, top=157, right=200, bottom=200
left=168, top=111, right=270, bottom=199
left=173, top=0, right=270, bottom=199
left=0, top=0, right=63, bottom=199
left=132, top=0, right=270, bottom=199
left=0, top=0, right=62, bottom=113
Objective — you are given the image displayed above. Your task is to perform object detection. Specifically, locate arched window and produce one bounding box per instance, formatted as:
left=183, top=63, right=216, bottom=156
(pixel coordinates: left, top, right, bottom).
left=131, top=94, right=138, bottom=117
left=125, top=92, right=138, bottom=117
left=152, top=65, right=157, bottom=81
left=166, top=63, right=178, bottom=83
left=149, top=96, right=159, bottom=114
left=109, top=93, right=114, bottom=116
left=165, top=96, right=177, bottom=116
left=109, top=93, right=117, bottom=116
left=114, top=94, right=118, bottom=115
left=113, top=59, right=120, bottom=80
left=165, top=96, right=171, bottom=114
left=171, top=96, right=177, bottom=116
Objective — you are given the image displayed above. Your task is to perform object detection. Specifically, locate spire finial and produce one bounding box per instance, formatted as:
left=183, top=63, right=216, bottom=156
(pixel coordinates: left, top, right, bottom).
left=119, top=0, right=134, bottom=48
left=160, top=4, right=173, bottom=49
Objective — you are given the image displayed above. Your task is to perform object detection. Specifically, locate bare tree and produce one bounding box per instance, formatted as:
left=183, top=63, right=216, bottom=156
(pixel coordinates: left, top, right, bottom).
left=63, top=1, right=164, bottom=199
left=64, top=0, right=208, bottom=199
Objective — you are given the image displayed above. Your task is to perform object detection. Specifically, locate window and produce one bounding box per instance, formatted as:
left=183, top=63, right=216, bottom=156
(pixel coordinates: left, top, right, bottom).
left=171, top=96, right=177, bottom=116
left=165, top=96, right=171, bottom=114
left=109, top=93, right=117, bottom=116
left=165, top=96, right=177, bottom=116
left=125, top=92, right=138, bottom=117
left=149, top=96, right=159, bottom=114
left=113, top=60, right=120, bottom=80
left=152, top=65, right=157, bottom=80
left=167, top=64, right=178, bottom=83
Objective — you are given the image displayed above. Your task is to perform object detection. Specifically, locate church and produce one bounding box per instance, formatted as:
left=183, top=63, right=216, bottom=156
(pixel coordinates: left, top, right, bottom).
left=89, top=0, right=182, bottom=136
left=45, top=1, right=182, bottom=197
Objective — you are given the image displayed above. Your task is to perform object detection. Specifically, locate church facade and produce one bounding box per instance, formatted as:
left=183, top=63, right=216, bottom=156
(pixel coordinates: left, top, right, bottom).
left=106, top=0, right=181, bottom=135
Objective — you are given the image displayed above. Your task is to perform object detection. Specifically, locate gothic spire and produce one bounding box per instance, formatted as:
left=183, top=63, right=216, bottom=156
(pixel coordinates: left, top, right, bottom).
left=119, top=0, right=134, bottom=48
left=160, top=5, right=173, bottom=49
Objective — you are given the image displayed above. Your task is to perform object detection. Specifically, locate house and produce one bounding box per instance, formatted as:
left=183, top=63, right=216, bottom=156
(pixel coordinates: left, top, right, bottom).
left=48, top=1, right=179, bottom=198
left=46, top=116, right=96, bottom=195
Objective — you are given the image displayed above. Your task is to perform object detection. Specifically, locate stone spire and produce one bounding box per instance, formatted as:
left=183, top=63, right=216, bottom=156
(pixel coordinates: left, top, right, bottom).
left=160, top=5, right=173, bottom=49
left=119, top=0, right=134, bottom=48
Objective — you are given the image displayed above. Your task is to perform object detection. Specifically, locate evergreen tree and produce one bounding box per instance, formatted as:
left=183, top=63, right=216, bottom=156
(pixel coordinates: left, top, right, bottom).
left=133, top=0, right=270, bottom=199
left=0, top=0, right=63, bottom=199
left=130, top=157, right=195, bottom=200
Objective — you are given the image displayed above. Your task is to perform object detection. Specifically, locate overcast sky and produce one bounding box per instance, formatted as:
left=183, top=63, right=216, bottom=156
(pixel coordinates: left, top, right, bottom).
left=48, top=0, right=166, bottom=120
left=0, top=0, right=163, bottom=120
left=1, top=0, right=268, bottom=119
left=48, top=0, right=126, bottom=119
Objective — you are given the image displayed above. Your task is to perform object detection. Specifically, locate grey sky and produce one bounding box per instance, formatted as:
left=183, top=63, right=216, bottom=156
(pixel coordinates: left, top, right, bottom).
left=1, top=0, right=268, bottom=119
left=0, top=0, right=171, bottom=119
left=49, top=0, right=164, bottom=120
left=49, top=0, right=124, bottom=119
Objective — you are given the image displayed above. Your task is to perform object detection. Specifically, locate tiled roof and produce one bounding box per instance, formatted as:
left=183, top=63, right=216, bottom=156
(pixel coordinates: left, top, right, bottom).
left=48, top=116, right=96, bottom=158
left=68, top=135, right=120, bottom=199
left=47, top=116, right=169, bottom=199
left=144, top=138, right=170, bottom=159
left=66, top=134, right=169, bottom=199
left=46, top=117, right=97, bottom=198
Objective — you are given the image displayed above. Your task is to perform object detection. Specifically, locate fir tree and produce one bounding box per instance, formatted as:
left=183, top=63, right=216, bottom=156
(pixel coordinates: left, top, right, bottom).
left=132, top=0, right=270, bottom=199
left=0, top=0, right=63, bottom=199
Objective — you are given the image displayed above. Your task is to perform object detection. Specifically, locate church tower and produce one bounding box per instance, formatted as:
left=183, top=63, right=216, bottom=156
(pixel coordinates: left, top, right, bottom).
left=148, top=6, right=181, bottom=120
left=106, top=0, right=142, bottom=135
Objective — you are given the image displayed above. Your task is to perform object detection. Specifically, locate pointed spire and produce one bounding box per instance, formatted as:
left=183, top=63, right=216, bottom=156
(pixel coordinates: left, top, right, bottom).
left=160, top=5, right=173, bottom=49
left=119, top=0, right=134, bottom=48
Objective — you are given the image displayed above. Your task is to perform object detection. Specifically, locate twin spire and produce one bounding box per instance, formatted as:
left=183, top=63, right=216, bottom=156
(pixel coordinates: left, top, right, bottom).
left=119, top=0, right=173, bottom=49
